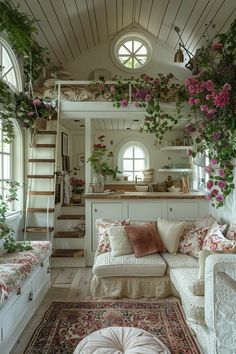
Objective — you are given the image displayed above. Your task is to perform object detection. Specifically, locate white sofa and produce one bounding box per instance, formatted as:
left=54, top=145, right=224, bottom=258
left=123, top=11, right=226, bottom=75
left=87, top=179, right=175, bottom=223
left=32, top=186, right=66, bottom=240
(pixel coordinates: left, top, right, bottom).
left=91, top=249, right=236, bottom=354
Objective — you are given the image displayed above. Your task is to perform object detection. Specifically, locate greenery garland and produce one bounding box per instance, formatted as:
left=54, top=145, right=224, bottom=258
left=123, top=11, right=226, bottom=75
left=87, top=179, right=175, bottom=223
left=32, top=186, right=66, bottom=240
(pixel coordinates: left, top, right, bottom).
left=0, top=181, right=32, bottom=253
left=0, top=0, right=48, bottom=82
left=0, top=78, right=15, bottom=143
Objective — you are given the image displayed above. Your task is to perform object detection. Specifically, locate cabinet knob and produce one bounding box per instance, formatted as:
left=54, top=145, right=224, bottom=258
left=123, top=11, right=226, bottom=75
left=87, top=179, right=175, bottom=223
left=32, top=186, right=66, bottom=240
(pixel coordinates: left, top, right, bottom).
left=169, top=207, right=173, bottom=212
left=94, top=208, right=97, bottom=212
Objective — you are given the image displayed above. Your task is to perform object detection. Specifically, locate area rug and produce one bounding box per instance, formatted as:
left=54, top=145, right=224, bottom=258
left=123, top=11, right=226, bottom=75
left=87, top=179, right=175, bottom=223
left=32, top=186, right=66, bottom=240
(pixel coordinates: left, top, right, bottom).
left=24, top=301, right=201, bottom=353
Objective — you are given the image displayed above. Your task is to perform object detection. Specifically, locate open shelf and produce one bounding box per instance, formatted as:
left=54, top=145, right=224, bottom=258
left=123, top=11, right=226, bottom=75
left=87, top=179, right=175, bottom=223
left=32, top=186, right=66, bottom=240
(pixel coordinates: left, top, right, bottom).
left=158, top=168, right=192, bottom=173
left=160, top=146, right=192, bottom=151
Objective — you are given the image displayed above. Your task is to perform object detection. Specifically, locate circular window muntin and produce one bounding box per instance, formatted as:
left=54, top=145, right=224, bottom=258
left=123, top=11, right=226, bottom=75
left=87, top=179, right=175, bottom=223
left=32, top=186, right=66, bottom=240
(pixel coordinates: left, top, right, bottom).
left=112, top=32, right=152, bottom=72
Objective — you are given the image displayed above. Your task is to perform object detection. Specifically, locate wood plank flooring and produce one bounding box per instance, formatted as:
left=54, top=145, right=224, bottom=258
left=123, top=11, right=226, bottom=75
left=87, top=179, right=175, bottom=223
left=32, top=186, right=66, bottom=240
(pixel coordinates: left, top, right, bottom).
left=10, top=267, right=179, bottom=354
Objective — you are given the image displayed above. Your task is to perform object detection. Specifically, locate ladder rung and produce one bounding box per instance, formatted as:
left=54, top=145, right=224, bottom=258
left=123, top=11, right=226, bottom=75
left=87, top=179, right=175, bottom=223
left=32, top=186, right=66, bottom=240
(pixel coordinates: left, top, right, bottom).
left=35, top=144, right=56, bottom=148
left=25, top=227, right=54, bottom=233
left=54, top=231, right=85, bottom=238
left=29, top=191, right=55, bottom=195
left=57, top=214, right=85, bottom=220
left=37, top=131, right=57, bottom=135
left=28, top=159, right=56, bottom=163
left=27, top=175, right=54, bottom=178
left=52, top=249, right=84, bottom=257
left=27, top=208, right=55, bottom=213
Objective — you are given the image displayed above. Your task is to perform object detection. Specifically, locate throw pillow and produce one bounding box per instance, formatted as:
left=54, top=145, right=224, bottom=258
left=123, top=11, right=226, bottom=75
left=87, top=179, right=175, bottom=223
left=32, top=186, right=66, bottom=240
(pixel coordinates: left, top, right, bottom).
left=157, top=218, right=186, bottom=253
left=108, top=226, right=134, bottom=257
left=95, top=218, right=130, bottom=255
left=178, top=227, right=209, bottom=258
left=203, top=225, right=236, bottom=253
left=125, top=223, right=165, bottom=258
left=226, top=222, right=236, bottom=240
left=195, top=215, right=217, bottom=228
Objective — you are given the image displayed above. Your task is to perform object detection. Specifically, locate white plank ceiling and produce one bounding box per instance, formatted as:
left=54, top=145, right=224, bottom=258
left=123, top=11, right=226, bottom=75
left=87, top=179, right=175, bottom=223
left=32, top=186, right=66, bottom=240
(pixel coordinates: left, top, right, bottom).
left=11, top=0, right=236, bottom=66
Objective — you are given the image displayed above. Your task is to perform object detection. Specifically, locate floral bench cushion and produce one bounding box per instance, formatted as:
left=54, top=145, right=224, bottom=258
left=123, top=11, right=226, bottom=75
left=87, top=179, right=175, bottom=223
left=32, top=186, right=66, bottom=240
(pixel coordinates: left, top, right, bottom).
left=0, top=241, right=52, bottom=268
left=0, top=263, right=32, bottom=303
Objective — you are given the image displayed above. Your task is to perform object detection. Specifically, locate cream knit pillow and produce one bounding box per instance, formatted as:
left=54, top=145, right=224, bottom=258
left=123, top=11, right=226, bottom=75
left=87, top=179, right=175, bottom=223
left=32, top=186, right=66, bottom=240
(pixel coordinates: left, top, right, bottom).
left=157, top=218, right=186, bottom=253
left=108, top=226, right=134, bottom=257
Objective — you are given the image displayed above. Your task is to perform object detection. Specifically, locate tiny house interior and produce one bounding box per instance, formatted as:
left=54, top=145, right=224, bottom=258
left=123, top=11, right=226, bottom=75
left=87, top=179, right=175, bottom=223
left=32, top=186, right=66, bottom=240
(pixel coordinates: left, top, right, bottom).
left=0, top=1, right=236, bottom=353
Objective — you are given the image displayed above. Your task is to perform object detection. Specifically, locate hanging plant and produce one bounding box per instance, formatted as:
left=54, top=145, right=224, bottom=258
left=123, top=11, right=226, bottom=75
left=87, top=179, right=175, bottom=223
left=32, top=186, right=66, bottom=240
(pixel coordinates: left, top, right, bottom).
left=0, top=0, right=49, bottom=82
left=0, top=181, right=32, bottom=253
left=0, top=77, right=16, bottom=143
left=184, top=18, right=236, bottom=208
left=89, top=73, right=187, bottom=144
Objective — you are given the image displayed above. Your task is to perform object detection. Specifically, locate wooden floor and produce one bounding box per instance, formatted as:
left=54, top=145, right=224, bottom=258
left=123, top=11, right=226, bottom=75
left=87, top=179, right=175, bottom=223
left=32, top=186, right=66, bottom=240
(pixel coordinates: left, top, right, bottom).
left=11, top=267, right=179, bottom=354
left=11, top=267, right=94, bottom=354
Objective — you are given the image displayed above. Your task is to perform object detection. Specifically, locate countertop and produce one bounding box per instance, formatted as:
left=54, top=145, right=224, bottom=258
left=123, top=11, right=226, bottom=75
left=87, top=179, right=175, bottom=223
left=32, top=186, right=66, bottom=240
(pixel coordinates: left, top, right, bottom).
left=85, top=191, right=206, bottom=200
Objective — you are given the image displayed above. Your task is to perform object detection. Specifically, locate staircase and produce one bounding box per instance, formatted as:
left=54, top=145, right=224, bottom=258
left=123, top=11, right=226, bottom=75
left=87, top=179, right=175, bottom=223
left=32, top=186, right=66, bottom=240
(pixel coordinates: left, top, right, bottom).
left=24, top=124, right=58, bottom=242
left=51, top=203, right=86, bottom=267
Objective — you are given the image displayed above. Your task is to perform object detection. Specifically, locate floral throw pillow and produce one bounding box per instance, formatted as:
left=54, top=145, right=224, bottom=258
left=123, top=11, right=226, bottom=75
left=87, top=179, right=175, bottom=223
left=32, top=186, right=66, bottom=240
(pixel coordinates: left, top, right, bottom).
left=226, top=222, right=236, bottom=240
left=178, top=227, right=209, bottom=258
left=95, top=218, right=130, bottom=255
left=203, top=225, right=236, bottom=252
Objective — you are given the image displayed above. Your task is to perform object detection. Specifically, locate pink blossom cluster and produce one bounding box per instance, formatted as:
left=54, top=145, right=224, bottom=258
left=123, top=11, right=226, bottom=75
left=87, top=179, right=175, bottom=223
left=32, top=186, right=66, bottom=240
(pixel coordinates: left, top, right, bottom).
left=185, top=76, right=231, bottom=118
left=205, top=159, right=226, bottom=203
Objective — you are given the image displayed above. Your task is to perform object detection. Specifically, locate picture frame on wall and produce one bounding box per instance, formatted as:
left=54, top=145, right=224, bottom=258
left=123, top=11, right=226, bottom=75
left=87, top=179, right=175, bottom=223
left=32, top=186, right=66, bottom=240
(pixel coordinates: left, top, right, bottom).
left=61, top=132, right=68, bottom=156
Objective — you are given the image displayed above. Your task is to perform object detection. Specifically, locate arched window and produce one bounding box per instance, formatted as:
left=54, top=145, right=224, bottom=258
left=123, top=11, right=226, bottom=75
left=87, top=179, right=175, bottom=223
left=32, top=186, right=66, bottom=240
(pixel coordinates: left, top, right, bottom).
left=0, top=37, right=22, bottom=206
left=118, top=142, right=149, bottom=181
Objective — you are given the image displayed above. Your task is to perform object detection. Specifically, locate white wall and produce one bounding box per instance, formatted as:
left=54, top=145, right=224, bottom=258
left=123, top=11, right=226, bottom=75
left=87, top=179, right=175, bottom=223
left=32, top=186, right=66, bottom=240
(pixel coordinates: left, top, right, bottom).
left=66, top=28, right=190, bottom=81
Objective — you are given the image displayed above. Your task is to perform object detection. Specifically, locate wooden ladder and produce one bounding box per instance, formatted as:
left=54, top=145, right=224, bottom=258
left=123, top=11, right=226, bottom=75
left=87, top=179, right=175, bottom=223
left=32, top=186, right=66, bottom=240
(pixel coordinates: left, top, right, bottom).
left=24, top=126, right=58, bottom=241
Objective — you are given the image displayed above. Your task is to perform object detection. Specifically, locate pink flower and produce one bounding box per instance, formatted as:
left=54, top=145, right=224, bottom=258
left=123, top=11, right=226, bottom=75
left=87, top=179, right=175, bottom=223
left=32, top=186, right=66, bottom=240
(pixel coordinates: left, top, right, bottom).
left=194, top=98, right=200, bottom=104
left=109, top=85, right=116, bottom=93
left=206, top=194, right=211, bottom=201
left=188, top=97, right=195, bottom=105
left=27, top=111, right=34, bottom=117
left=206, top=80, right=214, bottom=91
left=200, top=104, right=208, bottom=112
left=218, top=168, right=225, bottom=178
left=32, top=98, right=41, bottom=106
left=186, top=124, right=196, bottom=133
left=218, top=180, right=226, bottom=189
left=207, top=108, right=217, bottom=115
left=216, top=194, right=224, bottom=202
left=206, top=94, right=212, bottom=100
left=187, top=149, right=193, bottom=156
left=223, top=83, right=231, bottom=91
left=210, top=159, right=218, bottom=166
left=205, top=165, right=212, bottom=174
left=98, top=84, right=105, bottom=92
left=207, top=180, right=213, bottom=189
left=188, top=85, right=195, bottom=94
left=213, top=90, right=230, bottom=107
left=120, top=99, right=128, bottom=107
left=211, top=189, right=218, bottom=196
left=143, top=75, right=150, bottom=81
left=212, top=131, right=221, bottom=141
left=211, top=42, right=224, bottom=51
left=145, top=94, right=152, bottom=102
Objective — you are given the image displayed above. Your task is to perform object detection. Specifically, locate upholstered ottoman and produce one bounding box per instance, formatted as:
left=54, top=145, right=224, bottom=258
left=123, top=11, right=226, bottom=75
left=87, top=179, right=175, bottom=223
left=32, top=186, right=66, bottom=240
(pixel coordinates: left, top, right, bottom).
left=74, top=326, right=170, bottom=353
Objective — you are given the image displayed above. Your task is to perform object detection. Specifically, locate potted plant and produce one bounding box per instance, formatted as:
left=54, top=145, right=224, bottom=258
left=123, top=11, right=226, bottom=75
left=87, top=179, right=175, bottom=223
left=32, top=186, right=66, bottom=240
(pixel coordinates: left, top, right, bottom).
left=15, top=92, right=57, bottom=130
left=87, top=135, right=120, bottom=192
left=70, top=176, right=85, bottom=203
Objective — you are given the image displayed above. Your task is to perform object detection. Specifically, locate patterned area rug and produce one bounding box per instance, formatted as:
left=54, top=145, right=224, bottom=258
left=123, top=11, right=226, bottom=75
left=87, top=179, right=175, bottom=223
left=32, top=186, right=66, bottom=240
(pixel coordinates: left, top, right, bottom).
left=24, top=301, right=201, bottom=354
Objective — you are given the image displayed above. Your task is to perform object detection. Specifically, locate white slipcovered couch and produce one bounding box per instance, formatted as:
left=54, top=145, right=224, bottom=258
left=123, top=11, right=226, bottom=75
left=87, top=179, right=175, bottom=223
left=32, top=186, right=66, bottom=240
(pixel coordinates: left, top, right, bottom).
left=91, top=219, right=236, bottom=354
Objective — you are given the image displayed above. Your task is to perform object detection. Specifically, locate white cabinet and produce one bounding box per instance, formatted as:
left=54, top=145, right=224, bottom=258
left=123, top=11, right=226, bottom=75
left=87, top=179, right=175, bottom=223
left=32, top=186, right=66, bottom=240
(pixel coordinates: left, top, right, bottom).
left=0, top=257, right=50, bottom=354
left=167, top=201, right=199, bottom=220
left=128, top=201, right=162, bottom=220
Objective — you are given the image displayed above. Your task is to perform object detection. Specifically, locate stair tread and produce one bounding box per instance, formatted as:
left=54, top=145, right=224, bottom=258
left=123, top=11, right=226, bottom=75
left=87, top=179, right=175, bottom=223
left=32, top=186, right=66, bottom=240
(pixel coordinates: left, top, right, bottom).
left=27, top=208, right=54, bottom=213
left=28, top=159, right=55, bottom=162
left=35, top=144, right=56, bottom=148
left=37, top=131, right=57, bottom=135
left=52, top=249, right=84, bottom=257
left=62, top=203, right=85, bottom=207
left=58, top=214, right=85, bottom=220
left=29, top=191, right=54, bottom=195
left=54, top=231, right=84, bottom=238
left=25, top=227, right=54, bottom=232
left=27, top=175, right=54, bottom=178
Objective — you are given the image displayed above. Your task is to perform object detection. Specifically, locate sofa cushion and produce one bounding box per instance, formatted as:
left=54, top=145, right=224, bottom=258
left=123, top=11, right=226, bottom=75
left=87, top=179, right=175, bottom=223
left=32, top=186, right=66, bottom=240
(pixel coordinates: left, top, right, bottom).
left=203, top=225, right=236, bottom=252
left=95, top=218, right=130, bottom=255
left=170, top=268, right=205, bottom=325
left=93, top=252, right=166, bottom=277
left=161, top=252, right=198, bottom=272
left=157, top=219, right=186, bottom=253
left=178, top=227, right=209, bottom=258
left=108, top=226, right=134, bottom=257
left=125, top=223, right=165, bottom=257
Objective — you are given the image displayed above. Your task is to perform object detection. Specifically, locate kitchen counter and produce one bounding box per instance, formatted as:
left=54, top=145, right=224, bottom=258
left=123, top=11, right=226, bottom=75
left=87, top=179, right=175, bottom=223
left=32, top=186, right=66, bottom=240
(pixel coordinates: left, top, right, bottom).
left=85, top=191, right=206, bottom=200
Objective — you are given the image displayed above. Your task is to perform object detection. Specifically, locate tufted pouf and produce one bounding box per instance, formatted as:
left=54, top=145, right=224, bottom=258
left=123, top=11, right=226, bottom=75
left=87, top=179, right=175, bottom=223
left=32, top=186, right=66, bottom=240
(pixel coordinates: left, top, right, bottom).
left=73, top=326, right=171, bottom=354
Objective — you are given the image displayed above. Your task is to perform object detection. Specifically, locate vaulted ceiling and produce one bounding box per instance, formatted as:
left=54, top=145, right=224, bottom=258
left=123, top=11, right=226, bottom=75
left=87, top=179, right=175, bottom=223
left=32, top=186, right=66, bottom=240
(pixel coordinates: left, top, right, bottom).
left=11, top=0, right=236, bottom=66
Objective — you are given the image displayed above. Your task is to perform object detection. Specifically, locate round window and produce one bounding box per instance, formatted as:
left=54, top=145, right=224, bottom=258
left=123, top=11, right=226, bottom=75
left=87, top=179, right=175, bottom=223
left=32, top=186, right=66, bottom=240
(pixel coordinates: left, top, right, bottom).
left=112, top=33, right=152, bottom=72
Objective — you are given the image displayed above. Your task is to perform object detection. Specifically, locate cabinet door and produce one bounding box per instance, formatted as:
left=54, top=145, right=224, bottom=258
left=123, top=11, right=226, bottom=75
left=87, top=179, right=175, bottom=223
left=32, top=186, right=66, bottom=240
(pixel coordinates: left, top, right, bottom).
left=167, top=201, right=198, bottom=220
left=128, top=201, right=162, bottom=220
left=92, top=202, right=124, bottom=252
